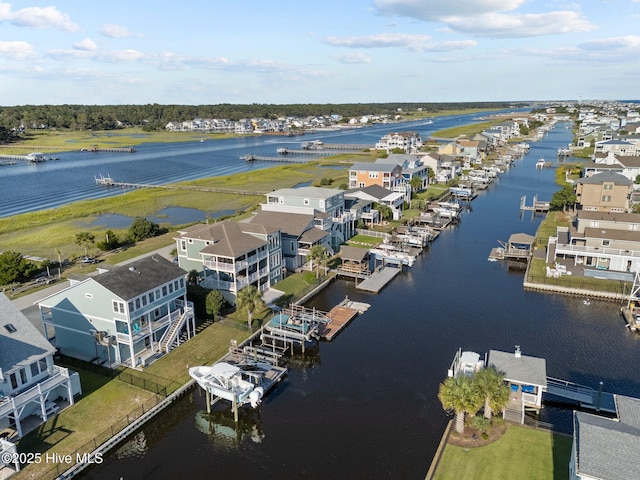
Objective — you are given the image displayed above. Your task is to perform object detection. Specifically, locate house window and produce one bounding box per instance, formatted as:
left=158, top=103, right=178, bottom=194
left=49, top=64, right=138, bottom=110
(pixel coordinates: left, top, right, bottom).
left=9, top=373, right=17, bottom=390
left=128, top=301, right=134, bottom=311
left=141, top=295, right=147, bottom=307
left=135, top=298, right=141, bottom=310
left=603, top=183, right=613, bottom=190
left=39, top=358, right=47, bottom=372
left=602, top=240, right=610, bottom=246
left=162, top=286, right=167, bottom=296
left=369, top=172, right=378, bottom=179
left=304, top=198, right=310, bottom=205
left=30, top=362, right=39, bottom=377
left=19, top=369, right=27, bottom=385
left=188, top=239, right=193, bottom=244
left=174, top=280, right=179, bottom=291
left=149, top=291, right=154, bottom=302
left=179, top=278, right=184, bottom=288
left=168, top=283, right=174, bottom=293
left=291, top=241, right=295, bottom=250
left=602, top=195, right=611, bottom=202
left=180, top=240, right=187, bottom=251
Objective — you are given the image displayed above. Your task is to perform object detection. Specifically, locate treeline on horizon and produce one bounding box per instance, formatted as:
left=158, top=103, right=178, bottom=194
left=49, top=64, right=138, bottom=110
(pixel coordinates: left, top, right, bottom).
left=0, top=101, right=521, bottom=133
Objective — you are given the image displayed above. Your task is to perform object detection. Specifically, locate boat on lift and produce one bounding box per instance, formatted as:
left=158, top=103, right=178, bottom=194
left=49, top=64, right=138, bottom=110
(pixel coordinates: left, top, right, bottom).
left=189, top=361, right=266, bottom=409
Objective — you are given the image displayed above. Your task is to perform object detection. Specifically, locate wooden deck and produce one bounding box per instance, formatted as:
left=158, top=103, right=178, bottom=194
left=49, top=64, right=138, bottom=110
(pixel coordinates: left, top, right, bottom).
left=319, top=305, right=360, bottom=341
left=356, top=266, right=401, bottom=293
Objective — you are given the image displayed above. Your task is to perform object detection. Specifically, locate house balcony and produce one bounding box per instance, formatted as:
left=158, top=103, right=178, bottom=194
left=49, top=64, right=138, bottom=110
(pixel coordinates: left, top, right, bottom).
left=0, top=366, right=73, bottom=418
left=115, top=309, right=180, bottom=345
left=555, top=243, right=640, bottom=259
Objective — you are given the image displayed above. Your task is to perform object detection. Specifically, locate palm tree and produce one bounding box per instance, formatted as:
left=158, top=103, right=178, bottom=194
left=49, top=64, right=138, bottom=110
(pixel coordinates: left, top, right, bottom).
left=55, top=248, right=63, bottom=278
left=474, top=366, right=510, bottom=420
left=187, top=269, right=200, bottom=286
left=438, top=376, right=483, bottom=434
left=236, top=285, right=265, bottom=330
left=308, top=244, right=328, bottom=278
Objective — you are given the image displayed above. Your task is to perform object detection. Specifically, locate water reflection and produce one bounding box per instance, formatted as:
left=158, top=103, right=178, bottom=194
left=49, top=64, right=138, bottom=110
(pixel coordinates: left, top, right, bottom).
left=194, top=409, right=265, bottom=447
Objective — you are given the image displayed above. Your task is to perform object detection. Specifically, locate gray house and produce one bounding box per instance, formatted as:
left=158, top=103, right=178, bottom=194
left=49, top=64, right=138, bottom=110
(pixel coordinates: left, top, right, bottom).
left=570, top=395, right=640, bottom=479
left=0, top=293, right=81, bottom=440
left=38, top=255, right=194, bottom=368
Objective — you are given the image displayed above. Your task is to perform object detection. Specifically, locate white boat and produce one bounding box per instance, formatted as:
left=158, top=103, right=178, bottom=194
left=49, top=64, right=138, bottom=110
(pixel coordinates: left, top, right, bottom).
left=276, top=147, right=288, bottom=155
left=536, top=158, right=546, bottom=169
left=369, top=243, right=416, bottom=267
left=189, top=362, right=265, bottom=408
left=448, top=348, right=485, bottom=378
left=264, top=309, right=327, bottom=342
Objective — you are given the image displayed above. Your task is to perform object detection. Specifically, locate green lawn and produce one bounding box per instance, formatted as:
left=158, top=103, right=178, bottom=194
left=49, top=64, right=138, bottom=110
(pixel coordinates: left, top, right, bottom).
left=433, top=426, right=572, bottom=480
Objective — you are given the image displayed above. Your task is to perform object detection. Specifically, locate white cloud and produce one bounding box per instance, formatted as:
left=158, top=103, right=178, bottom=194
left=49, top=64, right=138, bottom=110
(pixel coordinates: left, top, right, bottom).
left=101, top=24, right=138, bottom=38
left=0, top=2, right=78, bottom=31
left=333, top=52, right=372, bottom=64
left=578, top=35, right=640, bottom=51
left=0, top=40, right=36, bottom=60
left=73, top=38, right=97, bottom=52
left=324, top=33, right=476, bottom=52
left=373, top=0, right=596, bottom=38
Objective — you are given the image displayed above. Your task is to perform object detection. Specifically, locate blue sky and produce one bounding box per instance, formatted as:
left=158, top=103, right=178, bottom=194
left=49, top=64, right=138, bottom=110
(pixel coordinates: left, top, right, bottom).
left=1, top=0, right=639, bottom=105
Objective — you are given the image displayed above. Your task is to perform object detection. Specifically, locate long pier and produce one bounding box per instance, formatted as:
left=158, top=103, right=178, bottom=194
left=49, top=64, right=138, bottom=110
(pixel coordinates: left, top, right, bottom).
left=241, top=155, right=312, bottom=164
left=94, top=175, right=263, bottom=196
left=81, top=146, right=135, bottom=153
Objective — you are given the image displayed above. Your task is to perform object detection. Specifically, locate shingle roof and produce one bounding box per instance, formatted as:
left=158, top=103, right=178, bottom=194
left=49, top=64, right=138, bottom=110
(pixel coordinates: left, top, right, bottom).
left=578, top=171, right=633, bottom=185
left=199, top=222, right=269, bottom=258
left=577, top=211, right=640, bottom=223
left=0, top=293, right=55, bottom=373
left=574, top=411, right=640, bottom=479
left=583, top=227, right=640, bottom=242
left=268, top=186, right=342, bottom=200
left=250, top=211, right=314, bottom=237
left=299, top=227, right=330, bottom=244
left=617, top=395, right=640, bottom=429
left=339, top=246, right=369, bottom=262
left=349, top=162, right=399, bottom=172
left=346, top=184, right=395, bottom=201
left=488, top=349, right=547, bottom=387
left=93, top=255, right=186, bottom=300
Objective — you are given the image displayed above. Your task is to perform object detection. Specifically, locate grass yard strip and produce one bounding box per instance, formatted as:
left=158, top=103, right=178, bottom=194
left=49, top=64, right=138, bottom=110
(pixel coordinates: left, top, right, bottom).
left=433, top=425, right=572, bottom=480
left=14, top=375, right=156, bottom=479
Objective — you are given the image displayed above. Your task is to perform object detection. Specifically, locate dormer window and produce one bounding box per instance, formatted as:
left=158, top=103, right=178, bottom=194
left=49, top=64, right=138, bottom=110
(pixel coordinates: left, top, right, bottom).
left=3, top=324, right=16, bottom=334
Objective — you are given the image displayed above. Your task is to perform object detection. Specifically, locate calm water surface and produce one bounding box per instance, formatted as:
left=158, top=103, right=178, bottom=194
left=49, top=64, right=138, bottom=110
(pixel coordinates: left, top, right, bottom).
left=81, top=122, right=640, bottom=480
left=0, top=113, right=499, bottom=219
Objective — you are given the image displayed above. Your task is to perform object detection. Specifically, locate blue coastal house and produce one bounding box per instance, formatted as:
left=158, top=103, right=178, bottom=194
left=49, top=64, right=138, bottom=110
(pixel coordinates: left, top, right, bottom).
left=38, top=255, right=194, bottom=368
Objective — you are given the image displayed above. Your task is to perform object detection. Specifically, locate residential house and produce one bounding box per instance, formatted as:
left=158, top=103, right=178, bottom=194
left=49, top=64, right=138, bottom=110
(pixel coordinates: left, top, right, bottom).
left=569, top=395, right=640, bottom=479
left=594, top=139, right=637, bottom=156
left=575, top=172, right=633, bottom=212
left=547, top=211, right=640, bottom=277
left=175, top=221, right=283, bottom=302
left=345, top=185, right=405, bottom=221
left=374, top=132, right=422, bottom=154
left=584, top=152, right=640, bottom=184
left=419, top=152, right=460, bottom=184
left=375, top=153, right=431, bottom=194
left=38, top=255, right=194, bottom=368
left=487, top=347, right=547, bottom=424
left=0, top=293, right=81, bottom=439
left=249, top=211, right=330, bottom=271
left=349, top=162, right=403, bottom=191
left=260, top=186, right=354, bottom=248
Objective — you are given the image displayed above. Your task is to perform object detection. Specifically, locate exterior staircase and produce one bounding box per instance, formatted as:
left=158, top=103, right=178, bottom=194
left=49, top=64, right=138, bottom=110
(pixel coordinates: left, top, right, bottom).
left=159, top=304, right=194, bottom=353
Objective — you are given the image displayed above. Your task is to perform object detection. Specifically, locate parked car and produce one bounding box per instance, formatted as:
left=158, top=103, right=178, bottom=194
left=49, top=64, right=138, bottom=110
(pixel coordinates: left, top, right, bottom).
left=81, top=256, right=96, bottom=264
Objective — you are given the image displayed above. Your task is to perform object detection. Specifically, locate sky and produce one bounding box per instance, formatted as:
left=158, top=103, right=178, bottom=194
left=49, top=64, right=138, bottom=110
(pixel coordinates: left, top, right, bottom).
left=1, top=0, right=639, bottom=105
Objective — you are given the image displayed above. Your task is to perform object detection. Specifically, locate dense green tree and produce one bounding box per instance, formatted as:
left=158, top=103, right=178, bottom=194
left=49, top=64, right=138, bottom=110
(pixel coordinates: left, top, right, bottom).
left=0, top=251, right=37, bottom=285
left=75, top=231, right=95, bottom=256
left=96, top=230, right=120, bottom=251
left=473, top=366, right=510, bottom=420
left=409, top=176, right=423, bottom=197
left=438, top=375, right=484, bottom=434
left=128, top=217, right=159, bottom=241
left=236, top=285, right=265, bottom=330
left=308, top=244, right=329, bottom=278
left=549, top=185, right=576, bottom=211
left=205, top=289, right=226, bottom=318
left=377, top=204, right=393, bottom=221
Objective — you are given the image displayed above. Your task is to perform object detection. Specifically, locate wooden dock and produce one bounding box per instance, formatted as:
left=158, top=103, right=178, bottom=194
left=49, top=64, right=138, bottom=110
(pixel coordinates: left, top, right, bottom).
left=82, top=146, right=135, bottom=153
left=241, top=155, right=312, bottom=163
left=356, top=266, right=401, bottom=293
left=94, top=174, right=262, bottom=196
left=320, top=306, right=359, bottom=341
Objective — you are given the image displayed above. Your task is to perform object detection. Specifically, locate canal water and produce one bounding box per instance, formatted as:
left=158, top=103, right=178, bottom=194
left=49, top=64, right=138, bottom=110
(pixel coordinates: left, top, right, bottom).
left=81, top=123, right=640, bottom=480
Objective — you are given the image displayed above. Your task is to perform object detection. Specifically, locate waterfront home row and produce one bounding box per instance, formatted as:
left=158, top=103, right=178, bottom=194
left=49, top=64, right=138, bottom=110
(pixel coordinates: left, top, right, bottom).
left=38, top=255, right=195, bottom=369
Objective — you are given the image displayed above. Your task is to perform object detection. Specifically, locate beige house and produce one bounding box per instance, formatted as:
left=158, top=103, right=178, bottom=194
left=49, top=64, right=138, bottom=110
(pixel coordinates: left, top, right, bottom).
left=575, top=172, right=633, bottom=212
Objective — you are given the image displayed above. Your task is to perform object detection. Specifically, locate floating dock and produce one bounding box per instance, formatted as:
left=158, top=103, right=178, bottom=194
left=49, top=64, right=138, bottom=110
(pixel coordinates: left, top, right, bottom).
left=356, top=266, right=401, bottom=293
